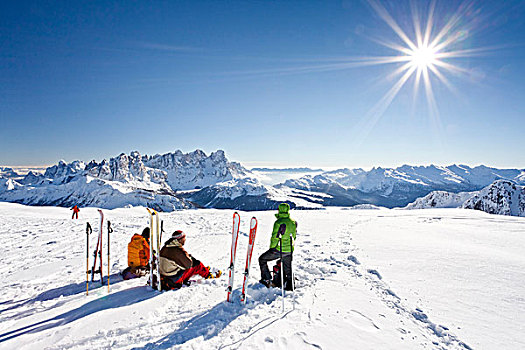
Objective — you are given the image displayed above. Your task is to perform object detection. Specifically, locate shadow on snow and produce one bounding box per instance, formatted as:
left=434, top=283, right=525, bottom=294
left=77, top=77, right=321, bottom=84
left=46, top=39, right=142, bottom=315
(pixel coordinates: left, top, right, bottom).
left=132, top=285, right=283, bottom=350
left=0, top=285, right=156, bottom=343
left=0, top=273, right=126, bottom=320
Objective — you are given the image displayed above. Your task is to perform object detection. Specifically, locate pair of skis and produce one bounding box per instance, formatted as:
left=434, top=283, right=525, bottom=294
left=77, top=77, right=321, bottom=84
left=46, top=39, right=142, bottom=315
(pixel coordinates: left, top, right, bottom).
left=226, top=212, right=258, bottom=304
left=147, top=208, right=163, bottom=291
left=86, top=209, right=113, bottom=295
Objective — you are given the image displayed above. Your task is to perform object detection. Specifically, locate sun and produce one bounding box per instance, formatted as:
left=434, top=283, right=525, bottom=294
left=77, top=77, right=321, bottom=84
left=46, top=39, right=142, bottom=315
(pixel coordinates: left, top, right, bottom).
left=408, top=44, right=438, bottom=70
left=350, top=0, right=487, bottom=131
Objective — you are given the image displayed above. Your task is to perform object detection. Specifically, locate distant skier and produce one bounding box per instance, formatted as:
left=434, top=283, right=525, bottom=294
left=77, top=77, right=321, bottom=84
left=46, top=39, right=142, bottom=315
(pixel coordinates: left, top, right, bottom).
left=122, top=228, right=150, bottom=280
left=71, top=205, right=80, bottom=219
left=259, top=203, right=297, bottom=290
left=158, top=230, right=220, bottom=290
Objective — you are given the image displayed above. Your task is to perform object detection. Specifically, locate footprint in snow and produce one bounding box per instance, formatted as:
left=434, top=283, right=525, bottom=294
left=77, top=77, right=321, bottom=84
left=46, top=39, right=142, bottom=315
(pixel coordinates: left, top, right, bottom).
left=345, top=310, right=380, bottom=332
left=367, top=269, right=382, bottom=280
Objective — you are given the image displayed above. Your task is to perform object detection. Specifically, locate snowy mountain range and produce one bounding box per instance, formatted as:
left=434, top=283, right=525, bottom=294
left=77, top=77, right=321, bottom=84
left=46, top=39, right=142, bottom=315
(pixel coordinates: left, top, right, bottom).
left=0, top=150, right=254, bottom=211
left=281, top=165, right=525, bottom=209
left=1, top=152, right=524, bottom=216
left=0, top=150, right=322, bottom=211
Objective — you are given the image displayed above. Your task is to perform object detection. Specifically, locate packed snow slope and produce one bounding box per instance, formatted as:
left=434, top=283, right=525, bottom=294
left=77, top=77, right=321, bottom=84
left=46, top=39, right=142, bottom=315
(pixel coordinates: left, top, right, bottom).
left=1, top=203, right=523, bottom=349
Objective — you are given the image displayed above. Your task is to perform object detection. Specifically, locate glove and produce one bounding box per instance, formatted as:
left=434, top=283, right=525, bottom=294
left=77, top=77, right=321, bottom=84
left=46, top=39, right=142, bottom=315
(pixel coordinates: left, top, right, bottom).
left=191, top=256, right=201, bottom=267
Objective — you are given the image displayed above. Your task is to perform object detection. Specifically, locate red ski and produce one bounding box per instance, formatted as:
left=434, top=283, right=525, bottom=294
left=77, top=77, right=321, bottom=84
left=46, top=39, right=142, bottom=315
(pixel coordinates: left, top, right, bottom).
left=91, top=210, right=104, bottom=285
left=240, top=217, right=258, bottom=304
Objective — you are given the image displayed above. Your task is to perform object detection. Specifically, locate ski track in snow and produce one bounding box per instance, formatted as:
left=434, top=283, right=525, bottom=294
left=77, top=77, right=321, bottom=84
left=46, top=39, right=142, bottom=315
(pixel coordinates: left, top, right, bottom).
left=0, top=203, right=523, bottom=349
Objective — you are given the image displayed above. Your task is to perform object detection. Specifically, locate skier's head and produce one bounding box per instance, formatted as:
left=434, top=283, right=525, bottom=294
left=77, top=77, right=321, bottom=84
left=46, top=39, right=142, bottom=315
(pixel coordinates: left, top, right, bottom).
left=275, top=203, right=290, bottom=218
left=278, top=203, right=290, bottom=213
left=141, top=227, right=150, bottom=240
left=172, top=230, right=186, bottom=244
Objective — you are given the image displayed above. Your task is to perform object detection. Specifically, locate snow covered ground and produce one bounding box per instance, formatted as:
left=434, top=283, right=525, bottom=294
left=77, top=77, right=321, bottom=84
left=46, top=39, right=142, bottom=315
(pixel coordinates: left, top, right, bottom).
left=0, top=203, right=523, bottom=349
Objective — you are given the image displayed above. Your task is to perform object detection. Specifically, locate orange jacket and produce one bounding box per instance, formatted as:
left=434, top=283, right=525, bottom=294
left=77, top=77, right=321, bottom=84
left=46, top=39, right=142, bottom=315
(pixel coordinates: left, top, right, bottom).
left=128, top=234, right=150, bottom=267
left=72, top=205, right=80, bottom=213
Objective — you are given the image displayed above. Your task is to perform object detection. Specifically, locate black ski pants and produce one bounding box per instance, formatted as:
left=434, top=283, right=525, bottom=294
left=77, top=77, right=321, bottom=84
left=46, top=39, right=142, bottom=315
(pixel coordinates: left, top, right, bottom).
left=259, top=248, right=292, bottom=283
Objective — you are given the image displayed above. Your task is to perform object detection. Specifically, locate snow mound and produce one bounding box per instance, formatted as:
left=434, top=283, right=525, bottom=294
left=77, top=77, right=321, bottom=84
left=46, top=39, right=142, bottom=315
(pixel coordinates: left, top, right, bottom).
left=405, top=191, right=475, bottom=209
left=405, top=180, right=525, bottom=217
left=346, top=204, right=386, bottom=210
left=462, top=180, right=525, bottom=217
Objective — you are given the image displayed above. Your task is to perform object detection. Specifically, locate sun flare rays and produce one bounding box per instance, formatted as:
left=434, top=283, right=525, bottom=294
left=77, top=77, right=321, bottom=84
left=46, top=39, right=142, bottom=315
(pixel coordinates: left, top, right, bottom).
left=349, top=0, right=486, bottom=148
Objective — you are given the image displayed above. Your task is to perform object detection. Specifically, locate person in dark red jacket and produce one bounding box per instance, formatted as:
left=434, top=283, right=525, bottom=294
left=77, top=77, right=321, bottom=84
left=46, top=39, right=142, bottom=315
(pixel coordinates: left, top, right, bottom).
left=158, top=230, right=219, bottom=290
left=71, top=205, right=80, bottom=219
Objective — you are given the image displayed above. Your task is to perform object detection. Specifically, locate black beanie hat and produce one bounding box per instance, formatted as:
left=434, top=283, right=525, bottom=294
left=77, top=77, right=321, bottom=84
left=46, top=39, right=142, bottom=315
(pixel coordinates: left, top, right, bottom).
left=141, top=227, right=150, bottom=240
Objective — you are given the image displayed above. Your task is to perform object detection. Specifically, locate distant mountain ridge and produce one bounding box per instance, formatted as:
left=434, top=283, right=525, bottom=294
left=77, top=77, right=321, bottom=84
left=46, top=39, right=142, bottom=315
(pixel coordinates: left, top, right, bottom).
left=281, top=164, right=525, bottom=208
left=251, top=167, right=324, bottom=173
left=1, top=154, right=524, bottom=215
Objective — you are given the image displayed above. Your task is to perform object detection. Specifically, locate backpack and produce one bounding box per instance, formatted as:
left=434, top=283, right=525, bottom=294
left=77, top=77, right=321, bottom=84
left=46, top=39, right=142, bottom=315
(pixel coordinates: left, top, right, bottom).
left=271, top=260, right=282, bottom=288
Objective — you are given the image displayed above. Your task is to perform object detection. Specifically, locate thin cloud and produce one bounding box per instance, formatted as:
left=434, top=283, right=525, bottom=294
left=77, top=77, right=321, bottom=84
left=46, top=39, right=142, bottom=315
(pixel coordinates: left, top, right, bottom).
left=135, top=41, right=203, bottom=52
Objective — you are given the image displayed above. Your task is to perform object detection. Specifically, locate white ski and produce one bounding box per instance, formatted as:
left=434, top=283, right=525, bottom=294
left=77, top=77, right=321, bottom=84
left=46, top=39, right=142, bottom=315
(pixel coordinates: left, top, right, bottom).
left=240, top=217, right=258, bottom=304
left=226, top=212, right=240, bottom=302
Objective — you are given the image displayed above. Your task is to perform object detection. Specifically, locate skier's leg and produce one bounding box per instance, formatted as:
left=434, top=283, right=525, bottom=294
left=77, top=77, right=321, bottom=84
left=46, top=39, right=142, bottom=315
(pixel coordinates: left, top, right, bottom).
left=258, top=249, right=280, bottom=281
left=176, top=262, right=210, bottom=284
left=281, top=252, right=293, bottom=290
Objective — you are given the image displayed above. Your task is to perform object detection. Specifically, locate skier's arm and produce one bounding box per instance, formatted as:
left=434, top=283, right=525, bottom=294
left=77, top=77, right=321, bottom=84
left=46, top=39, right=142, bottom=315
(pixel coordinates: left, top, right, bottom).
left=178, top=248, right=193, bottom=269
left=270, top=221, right=280, bottom=248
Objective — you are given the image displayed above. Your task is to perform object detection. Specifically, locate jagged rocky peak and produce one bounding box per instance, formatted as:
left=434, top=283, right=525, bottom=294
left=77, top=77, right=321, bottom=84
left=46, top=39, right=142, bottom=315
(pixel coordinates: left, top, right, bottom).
left=21, top=171, right=45, bottom=185
left=0, top=167, right=19, bottom=178
left=190, top=149, right=206, bottom=159
left=43, top=160, right=85, bottom=180
left=210, top=150, right=227, bottom=163
left=109, top=152, right=148, bottom=181
left=86, top=159, right=111, bottom=180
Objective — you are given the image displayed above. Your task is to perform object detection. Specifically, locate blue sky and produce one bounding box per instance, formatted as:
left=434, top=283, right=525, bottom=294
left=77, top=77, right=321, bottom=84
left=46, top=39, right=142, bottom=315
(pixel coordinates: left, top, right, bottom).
left=1, top=0, right=524, bottom=169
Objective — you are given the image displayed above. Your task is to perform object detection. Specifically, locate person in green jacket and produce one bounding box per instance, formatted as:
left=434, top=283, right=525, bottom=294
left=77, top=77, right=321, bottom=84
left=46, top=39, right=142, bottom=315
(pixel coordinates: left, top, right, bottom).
left=259, top=203, right=297, bottom=290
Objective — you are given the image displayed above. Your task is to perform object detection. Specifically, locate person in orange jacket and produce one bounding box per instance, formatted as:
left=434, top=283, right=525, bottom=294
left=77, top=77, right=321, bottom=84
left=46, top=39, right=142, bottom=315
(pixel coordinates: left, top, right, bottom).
left=122, top=228, right=151, bottom=280
left=71, top=205, right=80, bottom=219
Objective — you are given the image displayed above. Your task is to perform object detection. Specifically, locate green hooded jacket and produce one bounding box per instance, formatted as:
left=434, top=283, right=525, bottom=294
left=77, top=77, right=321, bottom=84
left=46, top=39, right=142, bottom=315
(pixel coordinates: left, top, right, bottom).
left=270, top=203, right=297, bottom=253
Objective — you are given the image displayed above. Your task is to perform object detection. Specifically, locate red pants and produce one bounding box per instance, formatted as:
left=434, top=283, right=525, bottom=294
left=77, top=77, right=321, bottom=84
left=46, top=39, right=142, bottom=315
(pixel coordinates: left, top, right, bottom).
left=72, top=212, right=78, bottom=219
left=174, top=262, right=209, bottom=284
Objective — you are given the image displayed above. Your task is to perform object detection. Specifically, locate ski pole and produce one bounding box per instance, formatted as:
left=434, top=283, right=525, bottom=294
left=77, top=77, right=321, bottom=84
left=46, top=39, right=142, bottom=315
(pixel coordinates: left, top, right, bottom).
left=160, top=220, right=164, bottom=244
left=280, top=236, right=284, bottom=312
left=86, top=222, right=92, bottom=295
left=155, top=211, right=161, bottom=291
left=107, top=221, right=113, bottom=293
left=147, top=208, right=154, bottom=289
left=290, top=231, right=295, bottom=310
left=98, top=210, right=104, bottom=286
left=277, top=223, right=287, bottom=313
